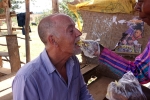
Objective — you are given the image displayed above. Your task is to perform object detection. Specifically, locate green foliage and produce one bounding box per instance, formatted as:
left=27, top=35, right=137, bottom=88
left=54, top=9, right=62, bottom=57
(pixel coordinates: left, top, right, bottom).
left=10, top=0, right=24, bottom=11
left=59, top=2, right=77, bottom=22
left=59, top=1, right=83, bottom=24
left=10, top=0, right=35, bottom=11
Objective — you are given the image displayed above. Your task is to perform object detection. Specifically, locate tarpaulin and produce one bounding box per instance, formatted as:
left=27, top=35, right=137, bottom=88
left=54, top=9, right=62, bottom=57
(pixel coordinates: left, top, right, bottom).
left=68, top=0, right=136, bottom=31
left=68, top=0, right=136, bottom=14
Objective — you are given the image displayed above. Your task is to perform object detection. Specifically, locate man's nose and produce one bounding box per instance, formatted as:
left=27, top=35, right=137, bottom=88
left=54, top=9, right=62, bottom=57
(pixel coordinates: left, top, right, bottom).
left=75, top=29, right=82, bottom=36
left=134, top=2, right=142, bottom=12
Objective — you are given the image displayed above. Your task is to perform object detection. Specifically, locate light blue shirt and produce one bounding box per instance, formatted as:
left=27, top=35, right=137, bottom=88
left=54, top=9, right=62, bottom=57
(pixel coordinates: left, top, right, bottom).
left=12, top=49, right=93, bottom=100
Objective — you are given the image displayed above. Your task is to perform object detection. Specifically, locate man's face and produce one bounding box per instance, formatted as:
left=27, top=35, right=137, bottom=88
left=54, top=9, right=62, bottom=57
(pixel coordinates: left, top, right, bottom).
left=54, top=16, right=82, bottom=55
left=135, top=0, right=150, bottom=25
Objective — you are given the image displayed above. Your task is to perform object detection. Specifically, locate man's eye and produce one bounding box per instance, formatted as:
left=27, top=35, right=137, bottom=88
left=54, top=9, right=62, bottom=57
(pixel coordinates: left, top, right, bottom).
left=70, top=30, right=73, bottom=33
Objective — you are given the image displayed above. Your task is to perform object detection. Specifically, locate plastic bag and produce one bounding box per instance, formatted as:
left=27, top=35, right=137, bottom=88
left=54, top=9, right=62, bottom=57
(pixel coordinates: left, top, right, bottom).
left=79, top=39, right=100, bottom=58
left=106, top=71, right=147, bottom=100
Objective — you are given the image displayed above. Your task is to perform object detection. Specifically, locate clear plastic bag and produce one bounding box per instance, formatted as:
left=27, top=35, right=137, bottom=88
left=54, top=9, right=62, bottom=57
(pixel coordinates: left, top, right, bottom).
left=79, top=39, right=100, bottom=58
left=106, top=71, right=147, bottom=100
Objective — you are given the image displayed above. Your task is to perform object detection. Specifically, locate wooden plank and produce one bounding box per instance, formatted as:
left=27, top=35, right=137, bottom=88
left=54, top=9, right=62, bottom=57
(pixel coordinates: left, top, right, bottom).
left=0, top=14, right=5, bottom=19
left=81, top=64, right=99, bottom=83
left=5, top=7, right=12, bottom=35
left=0, top=43, right=7, bottom=46
left=2, top=58, right=25, bottom=64
left=25, top=0, right=31, bottom=63
left=52, top=0, right=59, bottom=14
left=88, top=76, right=115, bottom=100
left=0, top=28, right=7, bottom=30
left=0, top=11, right=32, bottom=19
left=6, top=35, right=21, bottom=72
left=0, top=51, right=8, bottom=68
left=0, top=88, right=13, bottom=100
left=81, top=64, right=99, bottom=75
left=0, top=56, right=2, bottom=67
left=0, top=67, right=11, bottom=74
left=0, top=72, right=16, bottom=93
left=0, top=72, right=15, bottom=81
left=12, top=27, right=22, bottom=30
left=80, top=63, right=87, bottom=69
left=0, top=51, right=8, bottom=56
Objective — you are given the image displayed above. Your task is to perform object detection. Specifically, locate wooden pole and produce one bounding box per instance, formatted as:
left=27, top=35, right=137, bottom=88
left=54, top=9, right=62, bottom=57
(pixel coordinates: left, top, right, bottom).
left=5, top=6, right=12, bottom=35
left=25, top=0, right=30, bottom=63
left=52, top=0, right=59, bottom=14
left=74, top=0, right=85, bottom=2
left=6, top=35, right=21, bottom=72
left=80, top=0, right=84, bottom=2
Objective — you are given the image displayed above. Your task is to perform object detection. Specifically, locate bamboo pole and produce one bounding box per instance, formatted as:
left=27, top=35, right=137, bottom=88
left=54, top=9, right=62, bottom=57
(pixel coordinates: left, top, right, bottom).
left=25, top=0, right=30, bottom=63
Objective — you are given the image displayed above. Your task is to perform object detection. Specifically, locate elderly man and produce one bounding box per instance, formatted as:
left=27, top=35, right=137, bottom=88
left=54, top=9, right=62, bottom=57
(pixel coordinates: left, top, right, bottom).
left=12, top=14, right=93, bottom=100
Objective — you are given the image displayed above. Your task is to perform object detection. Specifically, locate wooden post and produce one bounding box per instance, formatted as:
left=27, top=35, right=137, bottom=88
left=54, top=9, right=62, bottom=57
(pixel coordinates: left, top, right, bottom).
left=5, top=6, right=12, bottom=35
left=74, top=0, right=85, bottom=2
left=0, top=56, right=2, bottom=67
left=25, top=0, right=30, bottom=63
left=6, top=35, right=21, bottom=72
left=52, top=0, right=59, bottom=14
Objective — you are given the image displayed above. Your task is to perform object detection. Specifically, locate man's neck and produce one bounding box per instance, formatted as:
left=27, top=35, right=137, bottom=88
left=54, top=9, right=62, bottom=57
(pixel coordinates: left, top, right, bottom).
left=48, top=51, right=69, bottom=83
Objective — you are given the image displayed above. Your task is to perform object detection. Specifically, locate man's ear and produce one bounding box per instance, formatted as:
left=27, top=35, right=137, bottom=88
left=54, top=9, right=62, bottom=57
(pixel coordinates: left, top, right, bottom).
left=48, top=35, right=57, bottom=46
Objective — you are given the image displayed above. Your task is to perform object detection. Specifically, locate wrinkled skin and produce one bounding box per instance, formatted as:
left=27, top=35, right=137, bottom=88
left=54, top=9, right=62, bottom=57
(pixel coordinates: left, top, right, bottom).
left=52, top=15, right=82, bottom=55
left=135, top=0, right=150, bottom=25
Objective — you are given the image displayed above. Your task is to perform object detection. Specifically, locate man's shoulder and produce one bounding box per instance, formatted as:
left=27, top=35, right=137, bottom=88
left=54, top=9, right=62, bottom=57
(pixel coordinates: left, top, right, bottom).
left=15, top=57, right=44, bottom=80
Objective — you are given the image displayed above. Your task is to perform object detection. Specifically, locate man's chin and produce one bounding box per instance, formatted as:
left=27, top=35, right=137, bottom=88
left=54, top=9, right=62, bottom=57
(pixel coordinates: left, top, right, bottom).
left=74, top=49, right=82, bottom=55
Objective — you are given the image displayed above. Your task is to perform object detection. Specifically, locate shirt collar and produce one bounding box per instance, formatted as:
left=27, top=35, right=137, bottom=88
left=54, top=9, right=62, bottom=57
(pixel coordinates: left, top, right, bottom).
left=40, top=49, right=74, bottom=74
left=41, top=49, right=55, bottom=74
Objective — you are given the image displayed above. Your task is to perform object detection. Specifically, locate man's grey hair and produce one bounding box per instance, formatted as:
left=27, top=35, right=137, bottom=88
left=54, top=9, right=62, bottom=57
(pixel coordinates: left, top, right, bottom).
left=38, top=16, right=56, bottom=44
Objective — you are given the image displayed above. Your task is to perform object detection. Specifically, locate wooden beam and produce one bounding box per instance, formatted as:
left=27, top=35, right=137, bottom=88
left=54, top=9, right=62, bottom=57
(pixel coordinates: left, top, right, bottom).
left=5, top=7, right=12, bottom=35
left=25, top=0, right=30, bottom=63
left=81, top=64, right=99, bottom=83
left=0, top=56, right=2, bottom=68
left=0, top=51, right=9, bottom=56
left=88, top=77, right=115, bottom=100
left=6, top=35, right=21, bottom=72
left=0, top=72, right=16, bottom=92
left=0, top=67, right=11, bottom=74
left=52, top=0, right=59, bottom=14
left=0, top=12, right=33, bottom=18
